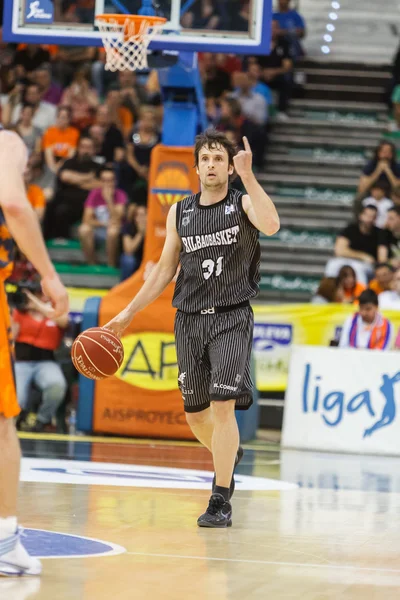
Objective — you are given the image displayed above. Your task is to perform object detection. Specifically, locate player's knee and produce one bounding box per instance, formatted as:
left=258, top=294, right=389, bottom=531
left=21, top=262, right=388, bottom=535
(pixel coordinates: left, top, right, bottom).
left=186, top=411, right=209, bottom=428
left=78, top=223, right=93, bottom=237
left=211, top=400, right=236, bottom=422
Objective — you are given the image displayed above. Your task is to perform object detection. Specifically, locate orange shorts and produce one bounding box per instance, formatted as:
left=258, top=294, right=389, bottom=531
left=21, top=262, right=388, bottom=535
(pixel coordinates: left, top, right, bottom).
left=0, top=282, right=20, bottom=418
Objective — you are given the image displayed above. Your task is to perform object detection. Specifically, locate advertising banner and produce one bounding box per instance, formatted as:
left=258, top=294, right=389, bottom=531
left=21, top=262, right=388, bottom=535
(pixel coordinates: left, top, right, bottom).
left=94, top=145, right=199, bottom=439
left=252, top=304, right=400, bottom=391
left=282, top=345, right=400, bottom=455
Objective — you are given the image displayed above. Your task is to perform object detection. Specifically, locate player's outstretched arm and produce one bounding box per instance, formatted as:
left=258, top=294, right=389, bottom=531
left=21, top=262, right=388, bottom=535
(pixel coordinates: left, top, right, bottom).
left=104, top=203, right=181, bottom=337
left=234, top=136, right=280, bottom=236
left=0, top=131, right=69, bottom=317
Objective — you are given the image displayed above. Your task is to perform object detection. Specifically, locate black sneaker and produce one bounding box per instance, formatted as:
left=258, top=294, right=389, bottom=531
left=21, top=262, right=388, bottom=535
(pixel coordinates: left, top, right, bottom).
left=197, top=494, right=232, bottom=528
left=212, top=446, right=244, bottom=500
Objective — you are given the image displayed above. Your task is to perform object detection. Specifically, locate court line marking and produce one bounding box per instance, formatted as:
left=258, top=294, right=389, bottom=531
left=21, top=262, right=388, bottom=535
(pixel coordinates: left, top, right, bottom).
left=125, top=552, right=400, bottom=573
left=18, top=433, right=279, bottom=452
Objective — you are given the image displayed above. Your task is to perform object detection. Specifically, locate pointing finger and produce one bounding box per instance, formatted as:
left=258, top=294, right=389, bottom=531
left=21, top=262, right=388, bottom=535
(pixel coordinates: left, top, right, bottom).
left=243, top=136, right=251, bottom=152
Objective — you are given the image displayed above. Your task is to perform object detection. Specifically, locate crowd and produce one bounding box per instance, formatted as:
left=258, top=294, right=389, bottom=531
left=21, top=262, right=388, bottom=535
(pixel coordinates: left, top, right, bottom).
left=313, top=135, right=400, bottom=351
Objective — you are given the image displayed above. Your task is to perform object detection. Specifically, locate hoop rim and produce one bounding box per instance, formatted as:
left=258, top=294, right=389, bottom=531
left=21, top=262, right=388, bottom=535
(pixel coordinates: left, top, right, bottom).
left=95, top=13, right=167, bottom=27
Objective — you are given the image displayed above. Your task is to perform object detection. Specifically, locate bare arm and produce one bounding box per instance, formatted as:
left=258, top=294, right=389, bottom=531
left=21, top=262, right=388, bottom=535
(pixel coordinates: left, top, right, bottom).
left=45, top=147, right=60, bottom=174
left=358, top=164, right=383, bottom=195
left=0, top=131, right=69, bottom=317
left=236, top=137, right=280, bottom=236
left=82, top=206, right=103, bottom=228
left=378, top=244, right=389, bottom=263
left=383, top=163, right=400, bottom=189
left=104, top=204, right=181, bottom=337
left=335, top=236, right=374, bottom=263
left=25, top=291, right=69, bottom=328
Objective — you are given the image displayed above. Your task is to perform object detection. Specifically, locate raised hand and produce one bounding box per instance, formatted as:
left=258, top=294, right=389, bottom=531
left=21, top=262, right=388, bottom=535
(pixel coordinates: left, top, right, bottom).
left=233, top=136, right=253, bottom=178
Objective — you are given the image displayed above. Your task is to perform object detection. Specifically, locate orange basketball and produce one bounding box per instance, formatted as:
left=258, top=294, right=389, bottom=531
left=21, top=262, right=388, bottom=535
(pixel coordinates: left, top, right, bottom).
left=72, top=327, right=124, bottom=380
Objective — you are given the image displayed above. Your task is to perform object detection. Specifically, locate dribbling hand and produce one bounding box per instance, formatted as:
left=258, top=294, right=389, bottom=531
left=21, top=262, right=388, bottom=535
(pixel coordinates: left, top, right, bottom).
left=233, top=137, right=253, bottom=178
left=104, top=309, right=132, bottom=338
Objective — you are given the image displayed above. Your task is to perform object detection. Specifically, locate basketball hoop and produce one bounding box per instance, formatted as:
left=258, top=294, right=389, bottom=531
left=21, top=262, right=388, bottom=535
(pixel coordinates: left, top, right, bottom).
left=95, top=14, right=167, bottom=72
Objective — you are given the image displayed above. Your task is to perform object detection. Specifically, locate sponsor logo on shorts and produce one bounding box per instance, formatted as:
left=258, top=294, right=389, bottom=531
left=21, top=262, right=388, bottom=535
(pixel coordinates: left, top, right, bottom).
left=178, top=372, right=186, bottom=384
left=213, top=383, right=238, bottom=392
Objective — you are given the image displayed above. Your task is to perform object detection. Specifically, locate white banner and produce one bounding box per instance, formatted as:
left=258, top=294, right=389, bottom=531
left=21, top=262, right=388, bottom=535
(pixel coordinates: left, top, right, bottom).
left=282, top=345, right=400, bottom=455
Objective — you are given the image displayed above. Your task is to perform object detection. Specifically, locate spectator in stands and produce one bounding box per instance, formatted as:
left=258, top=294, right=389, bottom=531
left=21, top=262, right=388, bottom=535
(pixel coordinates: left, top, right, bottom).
left=3, top=82, right=57, bottom=131
left=180, top=0, right=221, bottom=29
left=24, top=164, right=46, bottom=221
left=118, top=70, right=148, bottom=111
left=256, top=18, right=293, bottom=120
left=358, top=141, right=400, bottom=197
left=60, top=66, right=99, bottom=130
left=369, top=263, right=395, bottom=295
left=231, top=71, right=268, bottom=126
left=337, top=265, right=366, bottom=304
left=126, top=106, right=160, bottom=205
left=29, top=153, right=55, bottom=202
left=84, top=105, right=125, bottom=164
left=389, top=84, right=400, bottom=132
left=43, top=136, right=101, bottom=240
left=230, top=0, right=250, bottom=32
left=311, top=277, right=344, bottom=304
left=361, top=181, right=393, bottom=228
left=247, top=62, right=273, bottom=105
left=379, top=269, right=400, bottom=310
left=78, top=167, right=126, bottom=267
left=13, top=103, right=42, bottom=156
left=326, top=205, right=380, bottom=284
left=42, top=106, right=80, bottom=175
left=104, top=86, right=133, bottom=137
left=13, top=44, right=51, bottom=80
left=53, top=46, right=96, bottom=87
left=339, top=289, right=393, bottom=350
left=378, top=206, right=400, bottom=267
left=273, top=0, right=306, bottom=58
left=11, top=284, right=68, bottom=433
left=215, top=97, right=266, bottom=169
left=87, top=124, right=107, bottom=164
left=34, top=64, right=63, bottom=106
left=200, top=53, right=232, bottom=99
left=120, top=205, right=147, bottom=280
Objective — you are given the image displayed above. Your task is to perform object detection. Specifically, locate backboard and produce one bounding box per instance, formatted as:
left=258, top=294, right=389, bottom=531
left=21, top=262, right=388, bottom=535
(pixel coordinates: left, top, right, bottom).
left=2, top=0, right=272, bottom=55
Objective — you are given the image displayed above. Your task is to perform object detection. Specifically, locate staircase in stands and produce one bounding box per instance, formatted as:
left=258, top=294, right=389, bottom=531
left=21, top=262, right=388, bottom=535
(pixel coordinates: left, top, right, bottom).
left=258, top=59, right=391, bottom=302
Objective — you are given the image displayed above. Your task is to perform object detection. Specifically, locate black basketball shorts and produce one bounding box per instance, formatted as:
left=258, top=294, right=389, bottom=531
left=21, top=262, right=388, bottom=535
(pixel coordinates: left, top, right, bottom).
left=174, top=306, right=254, bottom=413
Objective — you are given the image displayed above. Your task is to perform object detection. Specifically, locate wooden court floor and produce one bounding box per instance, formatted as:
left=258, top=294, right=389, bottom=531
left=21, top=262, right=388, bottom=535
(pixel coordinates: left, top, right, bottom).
left=1, top=434, right=400, bottom=599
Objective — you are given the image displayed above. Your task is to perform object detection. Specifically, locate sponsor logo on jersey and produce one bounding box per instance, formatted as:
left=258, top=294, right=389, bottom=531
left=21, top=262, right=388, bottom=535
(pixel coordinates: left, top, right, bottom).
left=182, top=216, right=190, bottom=227
left=181, top=225, right=240, bottom=253
left=116, top=332, right=178, bottom=391
left=225, top=204, right=235, bottom=215
left=213, top=383, right=238, bottom=392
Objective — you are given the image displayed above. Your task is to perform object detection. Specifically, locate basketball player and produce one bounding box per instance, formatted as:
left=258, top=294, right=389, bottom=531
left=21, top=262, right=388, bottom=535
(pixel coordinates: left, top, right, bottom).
left=0, top=129, right=69, bottom=575
left=105, top=129, right=279, bottom=527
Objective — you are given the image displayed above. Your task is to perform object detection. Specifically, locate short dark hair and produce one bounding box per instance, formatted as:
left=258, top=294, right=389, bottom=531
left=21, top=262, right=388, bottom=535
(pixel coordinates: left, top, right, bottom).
left=388, top=206, right=400, bottom=217
left=99, top=166, right=115, bottom=178
left=194, top=128, right=236, bottom=168
left=359, top=289, right=379, bottom=306
left=375, top=262, right=394, bottom=272
left=370, top=180, right=390, bottom=194
left=360, top=204, right=378, bottom=214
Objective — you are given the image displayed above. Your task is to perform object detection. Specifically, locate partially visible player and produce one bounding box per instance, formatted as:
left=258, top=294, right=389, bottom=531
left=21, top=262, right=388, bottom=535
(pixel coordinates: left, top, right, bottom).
left=105, top=129, right=279, bottom=527
left=0, top=128, right=69, bottom=576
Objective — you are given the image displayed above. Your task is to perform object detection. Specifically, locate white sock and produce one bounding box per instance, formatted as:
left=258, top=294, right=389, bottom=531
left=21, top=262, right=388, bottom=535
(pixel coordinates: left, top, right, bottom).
left=0, top=517, right=18, bottom=540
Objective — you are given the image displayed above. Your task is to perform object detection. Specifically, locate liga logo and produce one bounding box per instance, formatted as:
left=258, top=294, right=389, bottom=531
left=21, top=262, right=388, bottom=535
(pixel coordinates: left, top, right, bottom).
left=116, top=332, right=178, bottom=390
left=151, top=162, right=193, bottom=213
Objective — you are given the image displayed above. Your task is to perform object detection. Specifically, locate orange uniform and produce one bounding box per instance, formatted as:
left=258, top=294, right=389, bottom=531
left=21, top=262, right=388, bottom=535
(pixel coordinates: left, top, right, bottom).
left=0, top=210, right=20, bottom=418
left=0, top=129, right=28, bottom=418
left=26, top=184, right=46, bottom=211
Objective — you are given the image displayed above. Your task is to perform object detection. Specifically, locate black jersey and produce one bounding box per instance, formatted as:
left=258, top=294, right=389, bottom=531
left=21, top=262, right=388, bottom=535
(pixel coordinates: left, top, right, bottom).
left=172, top=188, right=260, bottom=312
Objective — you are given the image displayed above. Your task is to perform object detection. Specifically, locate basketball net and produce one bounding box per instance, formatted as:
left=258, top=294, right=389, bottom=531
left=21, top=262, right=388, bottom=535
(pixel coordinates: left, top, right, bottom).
left=96, top=14, right=167, bottom=72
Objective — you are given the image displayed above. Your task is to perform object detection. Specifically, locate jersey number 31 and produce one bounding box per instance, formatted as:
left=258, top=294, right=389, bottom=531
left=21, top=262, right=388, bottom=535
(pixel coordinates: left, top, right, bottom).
left=202, top=256, right=223, bottom=280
